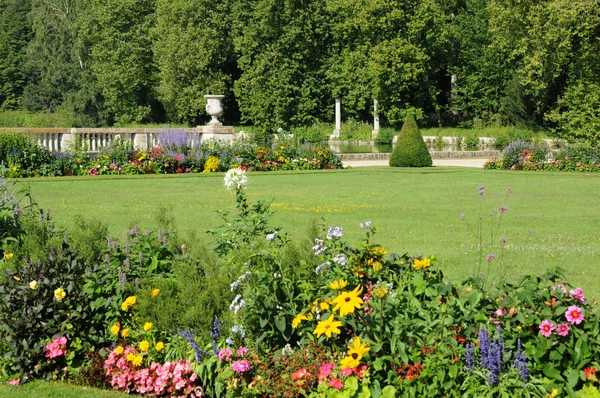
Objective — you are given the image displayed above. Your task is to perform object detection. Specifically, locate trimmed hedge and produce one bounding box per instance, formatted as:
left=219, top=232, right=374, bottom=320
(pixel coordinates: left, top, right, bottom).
left=389, top=114, right=432, bottom=167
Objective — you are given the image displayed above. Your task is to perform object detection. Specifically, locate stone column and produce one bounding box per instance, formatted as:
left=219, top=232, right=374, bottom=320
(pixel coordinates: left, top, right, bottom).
left=372, top=99, right=380, bottom=139
left=331, top=98, right=341, bottom=139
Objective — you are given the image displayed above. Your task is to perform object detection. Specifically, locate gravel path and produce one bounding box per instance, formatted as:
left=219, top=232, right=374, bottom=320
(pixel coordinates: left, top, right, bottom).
left=343, top=158, right=488, bottom=168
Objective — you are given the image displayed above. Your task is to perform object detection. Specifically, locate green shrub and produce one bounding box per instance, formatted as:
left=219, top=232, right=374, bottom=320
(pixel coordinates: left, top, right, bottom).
left=374, top=127, right=396, bottom=144
left=389, top=114, right=432, bottom=167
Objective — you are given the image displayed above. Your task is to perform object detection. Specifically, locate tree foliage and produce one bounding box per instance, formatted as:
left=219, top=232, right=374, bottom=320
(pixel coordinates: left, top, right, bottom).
left=0, top=0, right=598, bottom=143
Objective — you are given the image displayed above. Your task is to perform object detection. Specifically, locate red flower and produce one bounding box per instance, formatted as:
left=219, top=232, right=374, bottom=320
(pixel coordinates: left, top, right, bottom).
left=584, top=367, right=597, bottom=380
left=328, top=378, right=344, bottom=389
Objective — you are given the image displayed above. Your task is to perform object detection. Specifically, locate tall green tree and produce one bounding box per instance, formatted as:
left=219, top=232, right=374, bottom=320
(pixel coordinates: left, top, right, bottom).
left=81, top=0, right=159, bottom=125
left=22, top=0, right=89, bottom=113
left=153, top=0, right=236, bottom=125
left=234, top=0, right=332, bottom=133
left=0, top=0, right=32, bottom=110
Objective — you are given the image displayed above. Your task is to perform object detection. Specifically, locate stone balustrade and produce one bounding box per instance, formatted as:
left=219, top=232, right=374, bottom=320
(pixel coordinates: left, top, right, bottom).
left=0, top=127, right=228, bottom=152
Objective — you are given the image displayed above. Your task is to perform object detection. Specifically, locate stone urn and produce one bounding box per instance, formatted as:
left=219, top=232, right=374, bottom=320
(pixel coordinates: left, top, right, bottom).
left=204, top=94, right=225, bottom=126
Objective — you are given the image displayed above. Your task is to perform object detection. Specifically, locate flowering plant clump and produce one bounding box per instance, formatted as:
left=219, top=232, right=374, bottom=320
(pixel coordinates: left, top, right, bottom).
left=104, top=345, right=202, bottom=396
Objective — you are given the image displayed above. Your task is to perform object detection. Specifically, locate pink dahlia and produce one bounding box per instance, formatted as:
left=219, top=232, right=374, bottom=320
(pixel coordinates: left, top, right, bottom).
left=556, top=323, right=570, bottom=337
left=569, top=287, right=586, bottom=303
left=237, top=346, right=249, bottom=357
left=318, top=362, right=336, bottom=383
left=565, top=305, right=584, bottom=325
left=539, top=320, right=555, bottom=338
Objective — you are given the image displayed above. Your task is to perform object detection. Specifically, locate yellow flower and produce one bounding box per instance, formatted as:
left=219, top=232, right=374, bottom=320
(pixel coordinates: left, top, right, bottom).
left=371, top=247, right=387, bottom=256
left=155, top=342, right=164, bottom=351
left=133, top=355, right=143, bottom=367
left=126, top=353, right=135, bottom=362
left=121, top=328, right=130, bottom=338
left=29, top=280, right=37, bottom=290
left=280, top=146, right=285, bottom=150
left=313, top=314, right=342, bottom=338
left=115, top=346, right=124, bottom=355
left=372, top=261, right=382, bottom=272
left=332, top=286, right=363, bottom=316
left=4, top=252, right=14, bottom=259
left=151, top=289, right=160, bottom=297
left=340, top=337, right=370, bottom=370
left=12, top=275, right=20, bottom=281
left=54, top=288, right=66, bottom=301
left=110, top=323, right=120, bottom=335
left=121, top=296, right=137, bottom=311
left=311, top=299, right=332, bottom=313
left=546, top=389, right=558, bottom=398
left=143, top=322, right=153, bottom=331
left=329, top=280, right=348, bottom=290
left=413, top=258, right=431, bottom=271
left=292, top=313, right=311, bottom=328
left=139, top=341, right=149, bottom=351
left=374, top=286, right=388, bottom=299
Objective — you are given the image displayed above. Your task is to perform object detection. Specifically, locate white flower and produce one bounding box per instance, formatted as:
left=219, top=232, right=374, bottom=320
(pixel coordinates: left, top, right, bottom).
left=266, top=231, right=278, bottom=241
left=224, top=168, right=248, bottom=192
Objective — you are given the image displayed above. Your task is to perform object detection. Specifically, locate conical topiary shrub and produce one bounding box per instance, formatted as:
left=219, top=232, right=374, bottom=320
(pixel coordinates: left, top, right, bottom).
left=389, top=114, right=432, bottom=167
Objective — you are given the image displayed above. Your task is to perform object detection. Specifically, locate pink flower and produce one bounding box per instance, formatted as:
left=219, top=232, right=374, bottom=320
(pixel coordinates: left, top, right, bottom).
left=218, top=348, right=233, bottom=362
left=495, top=308, right=506, bottom=317
left=237, top=346, right=249, bottom=357
left=569, top=287, right=586, bottom=303
left=340, top=367, right=353, bottom=376
left=556, top=323, right=570, bottom=337
left=539, top=320, right=555, bottom=338
left=565, top=305, right=584, bottom=325
left=318, top=362, right=336, bottom=383
left=8, top=378, right=20, bottom=386
left=551, top=284, right=567, bottom=294
left=231, top=360, right=251, bottom=373
left=354, top=364, right=368, bottom=378
left=328, top=378, right=344, bottom=389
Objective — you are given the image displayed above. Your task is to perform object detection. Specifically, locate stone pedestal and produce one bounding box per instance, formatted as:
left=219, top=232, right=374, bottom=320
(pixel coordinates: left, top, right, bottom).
left=371, top=99, right=380, bottom=139
left=330, top=98, right=341, bottom=139
left=197, top=125, right=235, bottom=143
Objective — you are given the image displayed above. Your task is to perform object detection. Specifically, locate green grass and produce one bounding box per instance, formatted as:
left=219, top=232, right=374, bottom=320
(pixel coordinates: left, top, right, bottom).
left=15, top=167, right=600, bottom=297
left=0, top=379, right=127, bottom=397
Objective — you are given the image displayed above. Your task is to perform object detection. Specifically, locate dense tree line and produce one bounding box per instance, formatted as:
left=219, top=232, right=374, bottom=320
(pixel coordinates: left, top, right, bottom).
left=0, top=0, right=599, bottom=143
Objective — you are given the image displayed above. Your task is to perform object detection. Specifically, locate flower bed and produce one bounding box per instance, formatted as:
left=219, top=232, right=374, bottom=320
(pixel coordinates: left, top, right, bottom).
left=485, top=140, right=600, bottom=172
left=1, top=171, right=600, bottom=397
left=0, top=132, right=342, bottom=178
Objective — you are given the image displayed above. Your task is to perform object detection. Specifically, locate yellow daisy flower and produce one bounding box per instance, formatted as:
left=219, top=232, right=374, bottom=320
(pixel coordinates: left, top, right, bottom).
left=121, top=296, right=137, bottom=311
left=121, top=328, right=130, bottom=338
left=143, top=322, right=153, bottom=331
left=313, top=314, right=342, bottom=338
left=311, top=299, right=332, bottom=313
left=151, top=289, right=160, bottom=297
left=329, top=280, right=348, bottom=290
left=292, top=313, right=311, bottom=328
left=155, top=342, right=164, bottom=351
left=126, top=353, right=135, bottom=362
left=139, top=340, right=149, bottom=351
left=340, top=337, right=370, bottom=369
left=413, top=258, right=431, bottom=271
left=114, top=346, right=124, bottom=355
left=332, top=286, right=363, bottom=316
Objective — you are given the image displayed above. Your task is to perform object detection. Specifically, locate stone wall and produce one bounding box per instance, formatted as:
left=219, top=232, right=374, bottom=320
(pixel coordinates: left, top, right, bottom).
left=338, top=150, right=500, bottom=161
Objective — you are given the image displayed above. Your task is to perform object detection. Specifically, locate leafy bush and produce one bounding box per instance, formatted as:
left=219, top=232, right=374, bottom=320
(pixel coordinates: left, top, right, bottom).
left=389, top=114, right=432, bottom=167
left=0, top=133, right=56, bottom=177
left=374, top=127, right=396, bottom=144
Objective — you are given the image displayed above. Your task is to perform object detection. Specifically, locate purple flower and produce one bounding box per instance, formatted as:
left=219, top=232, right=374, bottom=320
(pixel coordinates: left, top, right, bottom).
left=157, top=129, right=189, bottom=151
left=486, top=254, right=496, bottom=261
left=478, top=186, right=486, bottom=196
left=497, top=206, right=509, bottom=213
left=178, top=328, right=208, bottom=363
left=460, top=212, right=465, bottom=220
left=465, top=343, right=474, bottom=372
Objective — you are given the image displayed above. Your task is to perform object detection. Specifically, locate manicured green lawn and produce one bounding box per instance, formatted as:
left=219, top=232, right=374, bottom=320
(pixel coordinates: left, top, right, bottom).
left=16, top=167, right=600, bottom=296
left=0, top=379, right=126, bottom=397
